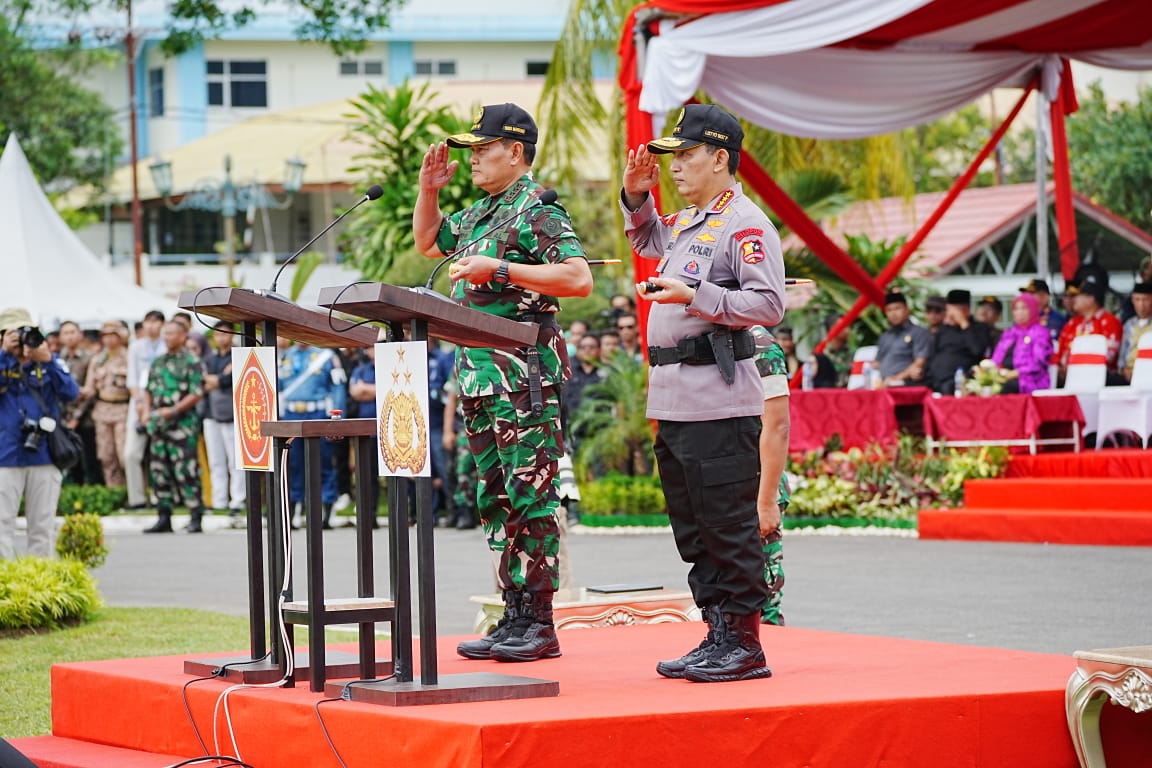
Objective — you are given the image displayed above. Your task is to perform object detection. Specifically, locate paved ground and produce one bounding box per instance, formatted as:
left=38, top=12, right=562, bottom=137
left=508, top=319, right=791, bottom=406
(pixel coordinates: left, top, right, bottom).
left=70, top=512, right=1151, bottom=656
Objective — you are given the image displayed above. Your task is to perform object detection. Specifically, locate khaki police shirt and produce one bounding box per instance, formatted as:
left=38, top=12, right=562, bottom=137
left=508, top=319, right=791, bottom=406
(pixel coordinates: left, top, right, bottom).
left=621, top=184, right=785, bottom=421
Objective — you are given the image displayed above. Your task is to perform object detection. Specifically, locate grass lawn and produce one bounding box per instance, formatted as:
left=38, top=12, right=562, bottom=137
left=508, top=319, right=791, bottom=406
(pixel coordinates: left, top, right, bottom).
left=0, top=607, right=250, bottom=738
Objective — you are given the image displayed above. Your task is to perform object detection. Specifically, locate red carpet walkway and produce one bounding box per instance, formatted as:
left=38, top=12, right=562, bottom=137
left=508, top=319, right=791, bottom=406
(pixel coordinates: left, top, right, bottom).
left=14, top=623, right=1127, bottom=768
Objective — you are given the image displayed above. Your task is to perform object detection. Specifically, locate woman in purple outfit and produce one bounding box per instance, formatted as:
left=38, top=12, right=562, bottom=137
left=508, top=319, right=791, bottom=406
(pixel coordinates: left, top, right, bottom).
left=991, top=292, right=1053, bottom=394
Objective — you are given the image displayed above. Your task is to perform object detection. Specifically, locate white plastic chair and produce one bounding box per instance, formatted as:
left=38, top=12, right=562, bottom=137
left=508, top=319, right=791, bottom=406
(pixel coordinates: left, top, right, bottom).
left=1033, top=334, right=1108, bottom=437
left=846, top=345, right=877, bottom=390
left=1095, top=332, right=1152, bottom=449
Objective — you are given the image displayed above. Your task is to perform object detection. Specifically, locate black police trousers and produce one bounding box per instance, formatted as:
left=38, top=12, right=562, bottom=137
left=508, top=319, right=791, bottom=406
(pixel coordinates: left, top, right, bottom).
left=654, top=416, right=769, bottom=617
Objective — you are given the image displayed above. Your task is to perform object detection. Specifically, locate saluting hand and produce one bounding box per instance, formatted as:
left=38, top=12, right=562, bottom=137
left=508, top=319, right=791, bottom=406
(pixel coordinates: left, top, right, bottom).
left=419, top=142, right=459, bottom=193
left=622, top=144, right=659, bottom=207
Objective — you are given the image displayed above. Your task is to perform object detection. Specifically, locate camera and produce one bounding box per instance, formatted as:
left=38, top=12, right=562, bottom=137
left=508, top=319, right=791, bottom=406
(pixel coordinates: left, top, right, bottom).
left=21, top=418, right=43, bottom=452
left=17, top=325, right=44, bottom=348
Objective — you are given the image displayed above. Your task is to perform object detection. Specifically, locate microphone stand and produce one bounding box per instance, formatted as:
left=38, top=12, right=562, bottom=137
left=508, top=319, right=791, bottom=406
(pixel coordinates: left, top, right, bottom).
left=254, top=184, right=383, bottom=302
left=414, top=189, right=559, bottom=301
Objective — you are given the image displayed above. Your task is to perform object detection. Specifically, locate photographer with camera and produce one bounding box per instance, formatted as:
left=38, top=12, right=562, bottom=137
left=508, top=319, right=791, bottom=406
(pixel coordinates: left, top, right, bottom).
left=0, top=307, right=79, bottom=559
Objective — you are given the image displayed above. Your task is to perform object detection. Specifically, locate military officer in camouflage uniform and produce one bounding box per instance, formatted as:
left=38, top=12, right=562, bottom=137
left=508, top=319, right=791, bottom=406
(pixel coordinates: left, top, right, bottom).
left=141, top=321, right=205, bottom=533
left=622, top=104, right=785, bottom=683
left=751, top=326, right=791, bottom=626
left=414, top=102, right=593, bottom=663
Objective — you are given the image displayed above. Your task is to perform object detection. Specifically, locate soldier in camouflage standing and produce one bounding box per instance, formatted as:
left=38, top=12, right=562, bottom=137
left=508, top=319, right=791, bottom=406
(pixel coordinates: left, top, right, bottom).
left=750, top=326, right=791, bottom=626
left=141, top=321, right=205, bottom=534
left=413, top=103, right=593, bottom=663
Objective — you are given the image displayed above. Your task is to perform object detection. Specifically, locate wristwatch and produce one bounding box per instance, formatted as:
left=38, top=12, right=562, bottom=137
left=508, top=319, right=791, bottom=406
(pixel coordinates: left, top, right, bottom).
left=493, top=259, right=511, bottom=286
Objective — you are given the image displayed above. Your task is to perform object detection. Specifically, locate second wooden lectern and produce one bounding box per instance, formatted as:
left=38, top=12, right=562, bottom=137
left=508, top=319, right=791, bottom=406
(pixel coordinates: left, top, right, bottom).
left=316, top=281, right=560, bottom=706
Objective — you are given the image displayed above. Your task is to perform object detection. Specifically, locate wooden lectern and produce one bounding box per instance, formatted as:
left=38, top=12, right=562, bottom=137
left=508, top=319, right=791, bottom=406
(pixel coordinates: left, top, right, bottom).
left=177, top=288, right=388, bottom=689
left=316, top=281, right=560, bottom=705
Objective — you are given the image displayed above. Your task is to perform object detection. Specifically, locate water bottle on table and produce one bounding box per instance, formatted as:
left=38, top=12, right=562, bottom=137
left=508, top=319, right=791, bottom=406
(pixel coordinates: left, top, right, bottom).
left=953, top=367, right=966, bottom=398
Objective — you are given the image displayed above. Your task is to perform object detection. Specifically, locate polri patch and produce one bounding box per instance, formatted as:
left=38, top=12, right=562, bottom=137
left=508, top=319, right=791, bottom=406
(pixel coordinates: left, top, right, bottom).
left=684, top=260, right=701, bottom=276
left=741, top=239, right=765, bottom=264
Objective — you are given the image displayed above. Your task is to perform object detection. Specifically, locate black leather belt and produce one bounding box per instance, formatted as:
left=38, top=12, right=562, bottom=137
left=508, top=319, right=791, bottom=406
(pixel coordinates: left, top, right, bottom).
left=648, top=330, right=755, bottom=367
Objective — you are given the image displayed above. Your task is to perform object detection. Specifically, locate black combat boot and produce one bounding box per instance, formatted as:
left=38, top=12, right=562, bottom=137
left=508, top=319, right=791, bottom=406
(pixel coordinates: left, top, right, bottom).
left=656, top=604, right=722, bottom=679
left=143, top=505, right=173, bottom=534
left=321, top=503, right=334, bottom=530
left=684, top=612, right=772, bottom=683
left=184, top=507, right=203, bottom=533
left=457, top=590, right=522, bottom=660
left=490, top=591, right=561, bottom=663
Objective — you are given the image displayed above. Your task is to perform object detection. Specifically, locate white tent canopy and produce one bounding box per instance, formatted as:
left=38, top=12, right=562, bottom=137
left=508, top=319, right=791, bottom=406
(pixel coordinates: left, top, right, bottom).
left=0, top=133, right=172, bottom=329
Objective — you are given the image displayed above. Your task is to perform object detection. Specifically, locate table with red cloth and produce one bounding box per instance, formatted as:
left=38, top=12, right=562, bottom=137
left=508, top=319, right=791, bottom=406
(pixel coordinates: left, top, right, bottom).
left=788, top=387, right=930, bottom=453
left=922, top=393, right=1084, bottom=453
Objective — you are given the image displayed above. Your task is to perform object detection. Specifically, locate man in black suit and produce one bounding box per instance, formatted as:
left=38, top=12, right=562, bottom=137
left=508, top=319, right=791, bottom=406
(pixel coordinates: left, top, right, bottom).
left=926, top=289, right=993, bottom=395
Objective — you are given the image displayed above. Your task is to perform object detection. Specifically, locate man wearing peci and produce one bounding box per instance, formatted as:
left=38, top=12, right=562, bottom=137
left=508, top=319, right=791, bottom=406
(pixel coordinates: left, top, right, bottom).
left=413, top=103, right=593, bottom=663
left=622, top=103, right=785, bottom=682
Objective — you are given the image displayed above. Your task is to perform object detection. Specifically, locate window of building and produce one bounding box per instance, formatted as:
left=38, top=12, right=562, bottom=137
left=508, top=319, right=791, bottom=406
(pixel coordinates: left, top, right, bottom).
left=526, top=60, right=550, bottom=77
left=414, top=59, right=457, bottom=77
left=148, top=68, right=164, bottom=116
left=206, top=60, right=268, bottom=108
left=339, top=59, right=384, bottom=76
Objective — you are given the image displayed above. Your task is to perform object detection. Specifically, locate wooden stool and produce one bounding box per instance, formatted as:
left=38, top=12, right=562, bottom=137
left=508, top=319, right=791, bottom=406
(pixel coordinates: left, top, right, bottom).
left=1066, top=645, right=1152, bottom=767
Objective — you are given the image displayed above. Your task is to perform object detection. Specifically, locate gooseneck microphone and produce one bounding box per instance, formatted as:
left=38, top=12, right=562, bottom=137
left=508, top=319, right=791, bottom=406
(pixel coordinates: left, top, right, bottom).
left=423, top=188, right=559, bottom=292
left=264, top=184, right=384, bottom=298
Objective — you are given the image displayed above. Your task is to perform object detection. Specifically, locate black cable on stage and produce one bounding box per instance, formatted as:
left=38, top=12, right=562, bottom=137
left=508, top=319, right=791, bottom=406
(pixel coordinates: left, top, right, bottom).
left=314, top=674, right=397, bottom=768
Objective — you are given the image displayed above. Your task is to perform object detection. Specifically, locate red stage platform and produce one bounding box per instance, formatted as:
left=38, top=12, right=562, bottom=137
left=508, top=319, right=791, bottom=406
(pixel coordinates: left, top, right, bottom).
left=920, top=476, right=1152, bottom=546
left=16, top=623, right=1152, bottom=768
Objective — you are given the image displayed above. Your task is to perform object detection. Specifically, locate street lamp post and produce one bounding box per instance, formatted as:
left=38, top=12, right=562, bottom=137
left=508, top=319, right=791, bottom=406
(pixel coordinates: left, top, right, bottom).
left=149, top=154, right=306, bottom=285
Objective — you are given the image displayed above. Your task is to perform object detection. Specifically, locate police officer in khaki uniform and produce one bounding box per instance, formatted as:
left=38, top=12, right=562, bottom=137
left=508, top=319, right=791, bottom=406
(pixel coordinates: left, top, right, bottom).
left=622, top=104, right=785, bottom=683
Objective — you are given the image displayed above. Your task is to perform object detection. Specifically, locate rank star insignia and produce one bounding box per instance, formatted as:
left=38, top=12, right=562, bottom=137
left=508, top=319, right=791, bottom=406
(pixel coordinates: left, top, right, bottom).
left=711, top=190, right=735, bottom=211
left=695, top=232, right=717, bottom=243
left=741, top=239, right=765, bottom=264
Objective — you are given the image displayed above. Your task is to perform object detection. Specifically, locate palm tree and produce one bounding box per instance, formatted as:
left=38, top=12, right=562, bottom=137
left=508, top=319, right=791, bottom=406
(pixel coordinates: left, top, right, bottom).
left=570, top=354, right=653, bottom=479
left=340, top=80, right=478, bottom=282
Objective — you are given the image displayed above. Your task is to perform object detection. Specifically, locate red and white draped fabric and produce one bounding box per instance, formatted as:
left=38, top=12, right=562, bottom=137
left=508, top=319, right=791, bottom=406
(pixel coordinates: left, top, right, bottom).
left=618, top=0, right=1152, bottom=305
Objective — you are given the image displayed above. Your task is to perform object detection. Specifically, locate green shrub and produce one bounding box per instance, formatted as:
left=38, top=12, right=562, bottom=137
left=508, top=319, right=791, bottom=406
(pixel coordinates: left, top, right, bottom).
left=57, top=484, right=128, bottom=517
left=580, top=473, right=666, bottom=517
left=0, top=557, right=103, bottom=631
left=56, top=513, right=109, bottom=569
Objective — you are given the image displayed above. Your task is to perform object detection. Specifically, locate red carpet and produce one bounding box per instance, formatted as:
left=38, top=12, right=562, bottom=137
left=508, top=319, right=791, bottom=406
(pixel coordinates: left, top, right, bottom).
left=1006, top=448, right=1152, bottom=478
left=13, top=623, right=1142, bottom=768
left=920, top=474, right=1152, bottom=545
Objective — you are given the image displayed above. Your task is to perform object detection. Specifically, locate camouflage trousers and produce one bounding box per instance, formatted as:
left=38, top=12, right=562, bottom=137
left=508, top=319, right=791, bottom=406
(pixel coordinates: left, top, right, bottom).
left=453, top=430, right=477, bottom=514
left=148, top=426, right=203, bottom=512
left=762, top=492, right=789, bottom=626
left=462, top=386, right=562, bottom=593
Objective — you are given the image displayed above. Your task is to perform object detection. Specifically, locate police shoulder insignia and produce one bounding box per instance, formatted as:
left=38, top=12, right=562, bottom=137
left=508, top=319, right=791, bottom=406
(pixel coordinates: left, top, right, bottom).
left=740, top=239, right=765, bottom=264
left=711, top=189, right=735, bottom=211
left=733, top=227, right=764, bottom=241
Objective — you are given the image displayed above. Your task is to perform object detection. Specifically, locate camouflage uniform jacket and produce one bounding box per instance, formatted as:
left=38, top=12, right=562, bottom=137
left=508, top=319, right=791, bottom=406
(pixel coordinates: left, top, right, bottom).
left=434, top=174, right=586, bottom=399
left=145, top=350, right=203, bottom=436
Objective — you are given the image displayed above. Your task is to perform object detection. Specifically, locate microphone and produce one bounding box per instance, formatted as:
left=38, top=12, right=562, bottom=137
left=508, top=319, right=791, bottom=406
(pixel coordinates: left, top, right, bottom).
left=422, top=188, right=559, bottom=293
left=261, top=184, right=384, bottom=300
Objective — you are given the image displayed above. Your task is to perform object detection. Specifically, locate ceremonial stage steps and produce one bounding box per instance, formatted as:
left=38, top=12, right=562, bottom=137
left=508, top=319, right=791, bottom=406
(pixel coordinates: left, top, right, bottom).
left=919, top=450, right=1152, bottom=545
left=17, top=624, right=1152, bottom=768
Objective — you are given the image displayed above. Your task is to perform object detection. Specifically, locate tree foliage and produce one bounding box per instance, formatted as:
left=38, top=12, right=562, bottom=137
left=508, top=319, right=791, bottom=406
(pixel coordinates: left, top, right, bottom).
left=0, top=18, right=122, bottom=192
left=1067, top=82, right=1152, bottom=228
left=5, top=0, right=407, bottom=56
left=340, top=80, right=478, bottom=283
